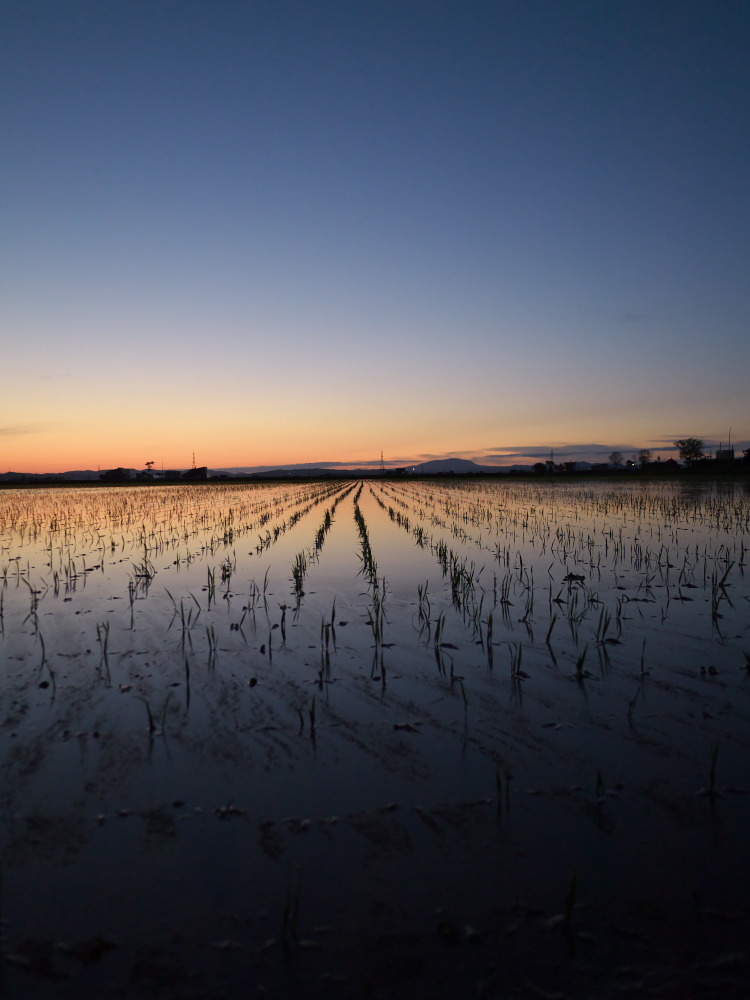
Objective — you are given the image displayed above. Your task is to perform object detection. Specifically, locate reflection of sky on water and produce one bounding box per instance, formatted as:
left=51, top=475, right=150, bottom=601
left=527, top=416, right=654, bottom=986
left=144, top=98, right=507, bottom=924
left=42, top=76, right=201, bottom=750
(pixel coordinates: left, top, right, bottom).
left=1, top=480, right=750, bottom=993
left=3, top=480, right=748, bottom=667
left=2, top=479, right=747, bottom=784
left=3, top=478, right=749, bottom=693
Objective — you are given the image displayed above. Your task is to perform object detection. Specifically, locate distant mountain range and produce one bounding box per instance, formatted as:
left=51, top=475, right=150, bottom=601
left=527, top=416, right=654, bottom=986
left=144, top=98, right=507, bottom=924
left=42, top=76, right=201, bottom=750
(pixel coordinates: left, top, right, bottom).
left=409, top=458, right=524, bottom=474
left=0, top=470, right=103, bottom=481
left=242, top=467, right=380, bottom=478
left=0, top=458, right=542, bottom=482
left=230, top=458, right=532, bottom=476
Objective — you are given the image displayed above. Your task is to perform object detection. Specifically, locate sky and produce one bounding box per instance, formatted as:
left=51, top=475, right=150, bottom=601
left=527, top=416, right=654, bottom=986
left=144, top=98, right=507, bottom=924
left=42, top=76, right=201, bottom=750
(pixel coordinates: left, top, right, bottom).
left=2, top=0, right=749, bottom=473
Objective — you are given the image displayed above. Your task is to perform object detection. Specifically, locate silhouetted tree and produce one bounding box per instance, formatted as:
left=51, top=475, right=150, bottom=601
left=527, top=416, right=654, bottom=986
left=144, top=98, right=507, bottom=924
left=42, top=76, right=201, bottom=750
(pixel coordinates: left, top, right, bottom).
left=609, top=451, right=625, bottom=468
left=638, top=449, right=651, bottom=467
left=674, top=438, right=704, bottom=465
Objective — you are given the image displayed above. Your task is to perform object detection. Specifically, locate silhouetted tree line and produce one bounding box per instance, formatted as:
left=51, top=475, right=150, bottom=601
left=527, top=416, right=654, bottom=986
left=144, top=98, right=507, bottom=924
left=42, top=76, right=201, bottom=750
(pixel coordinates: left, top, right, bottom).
left=530, top=438, right=749, bottom=476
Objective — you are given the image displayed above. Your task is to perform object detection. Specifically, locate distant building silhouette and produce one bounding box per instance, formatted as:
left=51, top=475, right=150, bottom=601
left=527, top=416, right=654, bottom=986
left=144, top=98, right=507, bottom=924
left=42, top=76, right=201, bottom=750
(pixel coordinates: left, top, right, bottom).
left=182, top=466, right=209, bottom=481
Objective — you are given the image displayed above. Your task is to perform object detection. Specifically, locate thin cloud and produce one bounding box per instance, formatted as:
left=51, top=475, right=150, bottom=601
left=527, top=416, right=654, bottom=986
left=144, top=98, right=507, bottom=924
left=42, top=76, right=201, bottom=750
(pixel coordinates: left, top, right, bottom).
left=280, top=461, right=349, bottom=469
left=651, top=436, right=704, bottom=443
left=482, top=444, right=639, bottom=460
left=0, top=425, right=45, bottom=436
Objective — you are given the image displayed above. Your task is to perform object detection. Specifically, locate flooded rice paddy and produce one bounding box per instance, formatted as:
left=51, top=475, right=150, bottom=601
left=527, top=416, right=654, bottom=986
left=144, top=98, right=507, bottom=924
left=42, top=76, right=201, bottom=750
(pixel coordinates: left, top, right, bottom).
left=1, top=477, right=749, bottom=998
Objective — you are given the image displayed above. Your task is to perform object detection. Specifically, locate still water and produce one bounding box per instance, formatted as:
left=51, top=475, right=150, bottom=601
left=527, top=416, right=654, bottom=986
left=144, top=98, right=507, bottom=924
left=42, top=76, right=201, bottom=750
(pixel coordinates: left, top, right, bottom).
left=1, top=479, right=749, bottom=997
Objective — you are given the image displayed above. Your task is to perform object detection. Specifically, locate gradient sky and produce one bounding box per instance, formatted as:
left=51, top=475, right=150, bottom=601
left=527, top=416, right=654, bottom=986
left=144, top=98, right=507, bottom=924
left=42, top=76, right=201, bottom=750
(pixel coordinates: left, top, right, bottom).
left=2, top=0, right=749, bottom=472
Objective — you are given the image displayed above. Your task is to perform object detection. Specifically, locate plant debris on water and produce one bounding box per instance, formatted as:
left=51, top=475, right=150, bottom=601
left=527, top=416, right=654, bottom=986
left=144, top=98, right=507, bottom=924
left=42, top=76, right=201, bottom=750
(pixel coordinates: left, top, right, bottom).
left=1, top=477, right=749, bottom=998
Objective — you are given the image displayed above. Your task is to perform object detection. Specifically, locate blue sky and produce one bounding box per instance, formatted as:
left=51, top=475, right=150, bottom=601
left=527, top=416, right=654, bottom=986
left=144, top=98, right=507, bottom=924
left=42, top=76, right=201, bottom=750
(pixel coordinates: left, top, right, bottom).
left=2, top=0, right=748, bottom=472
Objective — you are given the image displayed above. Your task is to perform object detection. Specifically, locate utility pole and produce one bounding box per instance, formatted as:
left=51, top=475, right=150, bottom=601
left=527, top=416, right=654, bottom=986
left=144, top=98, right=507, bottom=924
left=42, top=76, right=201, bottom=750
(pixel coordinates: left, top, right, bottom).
left=380, top=450, right=385, bottom=474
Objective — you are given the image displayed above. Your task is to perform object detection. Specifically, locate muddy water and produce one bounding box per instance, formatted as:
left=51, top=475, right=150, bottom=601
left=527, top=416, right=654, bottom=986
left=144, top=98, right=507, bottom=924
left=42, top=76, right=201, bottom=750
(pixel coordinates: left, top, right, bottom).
left=1, top=479, right=749, bottom=998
